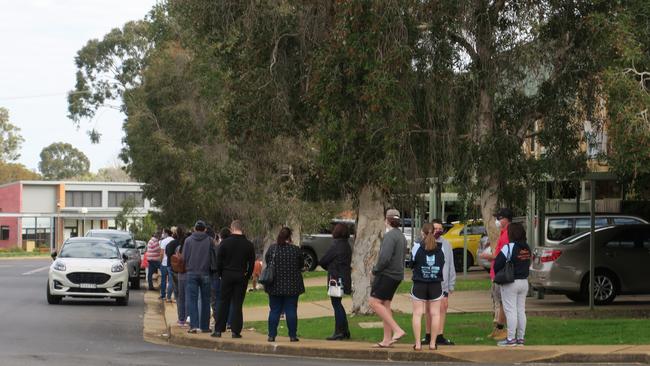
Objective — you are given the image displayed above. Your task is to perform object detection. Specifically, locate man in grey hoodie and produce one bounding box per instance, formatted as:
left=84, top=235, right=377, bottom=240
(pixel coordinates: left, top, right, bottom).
left=183, top=220, right=213, bottom=333
left=369, top=209, right=407, bottom=348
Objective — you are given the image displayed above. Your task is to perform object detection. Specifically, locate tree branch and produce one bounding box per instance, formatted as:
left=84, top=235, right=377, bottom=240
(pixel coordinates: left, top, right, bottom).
left=269, top=33, right=298, bottom=76
left=623, top=67, right=650, bottom=92
left=448, top=32, right=479, bottom=63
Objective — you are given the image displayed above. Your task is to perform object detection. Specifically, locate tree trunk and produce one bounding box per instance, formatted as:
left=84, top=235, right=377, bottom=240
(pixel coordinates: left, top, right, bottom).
left=481, top=176, right=500, bottom=249
left=351, top=185, right=385, bottom=314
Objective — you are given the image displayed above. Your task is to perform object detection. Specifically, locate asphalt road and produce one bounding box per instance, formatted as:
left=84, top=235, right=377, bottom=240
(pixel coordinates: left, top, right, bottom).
left=1, top=258, right=638, bottom=366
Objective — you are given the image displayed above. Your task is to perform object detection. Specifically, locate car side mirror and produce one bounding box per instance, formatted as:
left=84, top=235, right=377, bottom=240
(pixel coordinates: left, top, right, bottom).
left=122, top=253, right=129, bottom=262
left=51, top=251, right=57, bottom=260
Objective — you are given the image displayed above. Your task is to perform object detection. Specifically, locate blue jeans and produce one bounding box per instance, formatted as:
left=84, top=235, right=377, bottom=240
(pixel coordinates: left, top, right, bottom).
left=331, top=296, right=348, bottom=331
left=268, top=295, right=299, bottom=338
left=160, top=265, right=173, bottom=299
left=147, top=260, right=160, bottom=290
left=186, top=273, right=211, bottom=331
left=177, top=273, right=187, bottom=323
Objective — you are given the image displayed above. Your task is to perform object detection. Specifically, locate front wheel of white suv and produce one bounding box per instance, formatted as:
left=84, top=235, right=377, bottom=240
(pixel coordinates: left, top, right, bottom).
left=46, top=281, right=62, bottom=305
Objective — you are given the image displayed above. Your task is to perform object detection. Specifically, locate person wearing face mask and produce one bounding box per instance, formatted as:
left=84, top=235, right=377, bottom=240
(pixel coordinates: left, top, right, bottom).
left=413, top=220, right=456, bottom=346
left=480, top=207, right=513, bottom=340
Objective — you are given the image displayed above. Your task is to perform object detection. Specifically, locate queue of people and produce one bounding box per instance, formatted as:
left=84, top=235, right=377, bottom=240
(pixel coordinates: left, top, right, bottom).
left=141, top=206, right=530, bottom=348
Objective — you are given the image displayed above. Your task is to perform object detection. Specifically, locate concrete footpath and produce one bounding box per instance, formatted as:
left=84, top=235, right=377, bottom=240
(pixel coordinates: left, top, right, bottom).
left=143, top=287, right=650, bottom=363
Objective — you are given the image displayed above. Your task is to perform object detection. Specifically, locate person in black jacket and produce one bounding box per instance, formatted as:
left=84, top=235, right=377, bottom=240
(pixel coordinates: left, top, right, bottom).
left=493, top=223, right=531, bottom=347
left=264, top=227, right=305, bottom=342
left=165, top=226, right=186, bottom=324
left=319, top=223, right=352, bottom=341
left=212, top=220, right=255, bottom=338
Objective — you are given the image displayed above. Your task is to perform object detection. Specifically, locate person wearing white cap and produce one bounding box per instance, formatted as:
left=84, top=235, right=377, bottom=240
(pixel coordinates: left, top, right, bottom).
left=369, top=208, right=407, bottom=348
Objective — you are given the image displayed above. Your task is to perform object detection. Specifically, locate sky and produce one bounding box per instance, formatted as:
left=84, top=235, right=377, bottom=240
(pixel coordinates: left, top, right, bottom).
left=0, top=0, right=158, bottom=173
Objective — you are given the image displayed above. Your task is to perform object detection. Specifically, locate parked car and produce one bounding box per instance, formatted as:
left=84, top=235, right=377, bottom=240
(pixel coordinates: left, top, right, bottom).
left=136, top=240, right=147, bottom=278
left=300, top=219, right=355, bottom=271
left=85, top=229, right=141, bottom=289
left=530, top=224, right=650, bottom=305
left=442, top=221, right=486, bottom=272
left=543, top=213, right=647, bottom=246
left=135, top=240, right=147, bottom=256
left=300, top=218, right=415, bottom=271
left=47, top=237, right=129, bottom=305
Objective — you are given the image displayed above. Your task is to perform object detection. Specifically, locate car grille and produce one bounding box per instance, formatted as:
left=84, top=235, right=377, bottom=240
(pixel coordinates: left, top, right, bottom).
left=66, top=272, right=111, bottom=285
left=68, top=288, right=109, bottom=294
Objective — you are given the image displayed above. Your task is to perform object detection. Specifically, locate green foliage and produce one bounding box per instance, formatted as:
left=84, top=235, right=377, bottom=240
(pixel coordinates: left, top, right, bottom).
left=70, top=0, right=650, bottom=243
left=0, top=107, right=25, bottom=162
left=306, top=1, right=420, bottom=199
left=38, top=142, right=90, bottom=180
left=115, top=197, right=137, bottom=230
left=0, top=161, right=40, bottom=184
left=67, top=3, right=172, bottom=137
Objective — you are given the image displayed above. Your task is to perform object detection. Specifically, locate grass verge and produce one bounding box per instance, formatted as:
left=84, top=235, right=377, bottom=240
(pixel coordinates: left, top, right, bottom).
left=244, top=277, right=491, bottom=307
left=245, top=312, right=650, bottom=345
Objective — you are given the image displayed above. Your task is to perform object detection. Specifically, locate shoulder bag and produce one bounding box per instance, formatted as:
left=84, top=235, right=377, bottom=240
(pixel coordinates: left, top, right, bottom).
left=493, top=243, right=515, bottom=285
left=327, top=277, right=343, bottom=298
left=258, top=245, right=276, bottom=286
left=170, top=245, right=186, bottom=273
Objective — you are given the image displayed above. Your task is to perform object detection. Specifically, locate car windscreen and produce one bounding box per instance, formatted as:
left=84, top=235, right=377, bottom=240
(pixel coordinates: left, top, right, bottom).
left=88, top=232, right=134, bottom=248
left=60, top=241, right=120, bottom=259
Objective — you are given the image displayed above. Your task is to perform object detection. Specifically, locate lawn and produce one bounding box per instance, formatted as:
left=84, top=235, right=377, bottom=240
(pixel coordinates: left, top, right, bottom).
left=243, top=276, right=491, bottom=308
left=245, top=312, right=650, bottom=345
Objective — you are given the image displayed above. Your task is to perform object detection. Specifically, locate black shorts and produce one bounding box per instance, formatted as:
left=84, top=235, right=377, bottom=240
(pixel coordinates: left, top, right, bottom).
left=371, top=275, right=401, bottom=301
left=410, top=281, right=443, bottom=301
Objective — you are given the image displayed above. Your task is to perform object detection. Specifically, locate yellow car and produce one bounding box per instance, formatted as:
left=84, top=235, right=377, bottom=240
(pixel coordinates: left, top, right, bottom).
left=442, top=221, right=486, bottom=272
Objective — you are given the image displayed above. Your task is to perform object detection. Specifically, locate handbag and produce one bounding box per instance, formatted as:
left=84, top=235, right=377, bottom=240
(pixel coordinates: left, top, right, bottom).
left=170, top=245, right=186, bottom=273
left=258, top=245, right=276, bottom=286
left=327, top=277, right=344, bottom=298
left=493, top=243, right=515, bottom=285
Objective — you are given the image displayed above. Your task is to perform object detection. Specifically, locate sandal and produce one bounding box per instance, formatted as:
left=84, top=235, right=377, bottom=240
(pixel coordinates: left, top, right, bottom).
left=412, top=344, right=422, bottom=351
left=429, top=344, right=438, bottom=350
left=373, top=342, right=393, bottom=348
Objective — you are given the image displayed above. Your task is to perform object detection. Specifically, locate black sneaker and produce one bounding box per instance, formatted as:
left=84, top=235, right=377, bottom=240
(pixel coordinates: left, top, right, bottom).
left=421, top=334, right=431, bottom=345
left=436, top=336, right=455, bottom=346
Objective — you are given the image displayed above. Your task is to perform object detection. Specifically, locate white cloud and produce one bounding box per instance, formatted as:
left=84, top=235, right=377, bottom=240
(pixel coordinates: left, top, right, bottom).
left=0, top=0, right=158, bottom=172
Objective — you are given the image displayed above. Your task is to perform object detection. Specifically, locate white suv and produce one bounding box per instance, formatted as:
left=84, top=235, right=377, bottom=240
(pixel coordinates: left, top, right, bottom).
left=47, top=237, right=129, bottom=305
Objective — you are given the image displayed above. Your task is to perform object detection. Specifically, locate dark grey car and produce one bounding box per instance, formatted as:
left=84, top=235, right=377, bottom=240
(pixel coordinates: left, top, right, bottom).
left=85, top=229, right=141, bottom=289
left=300, top=220, right=354, bottom=271
left=530, top=224, right=650, bottom=305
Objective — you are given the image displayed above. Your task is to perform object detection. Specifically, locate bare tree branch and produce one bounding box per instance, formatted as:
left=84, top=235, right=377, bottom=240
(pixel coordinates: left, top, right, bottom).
left=448, top=31, right=479, bottom=63
left=623, top=67, right=650, bottom=92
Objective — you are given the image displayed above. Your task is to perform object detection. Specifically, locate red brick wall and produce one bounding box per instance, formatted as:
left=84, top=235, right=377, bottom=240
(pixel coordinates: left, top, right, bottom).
left=0, top=182, right=21, bottom=213
left=0, top=218, right=19, bottom=248
left=0, top=182, right=21, bottom=248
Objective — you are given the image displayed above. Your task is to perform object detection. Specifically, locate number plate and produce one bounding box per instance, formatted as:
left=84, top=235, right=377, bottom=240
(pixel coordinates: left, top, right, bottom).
left=79, top=283, right=97, bottom=289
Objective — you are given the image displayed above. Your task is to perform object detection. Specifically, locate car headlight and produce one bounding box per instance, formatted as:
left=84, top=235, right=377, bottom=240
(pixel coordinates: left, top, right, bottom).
left=112, top=263, right=125, bottom=273
left=53, top=261, right=66, bottom=271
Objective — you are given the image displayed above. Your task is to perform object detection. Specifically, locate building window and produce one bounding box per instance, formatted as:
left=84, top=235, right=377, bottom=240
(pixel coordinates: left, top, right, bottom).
left=108, top=191, right=144, bottom=207
left=0, top=226, right=9, bottom=240
left=65, top=191, right=102, bottom=207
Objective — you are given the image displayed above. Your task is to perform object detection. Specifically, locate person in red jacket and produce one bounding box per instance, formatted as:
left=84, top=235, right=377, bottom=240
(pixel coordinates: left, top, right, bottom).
left=480, top=208, right=512, bottom=340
